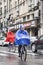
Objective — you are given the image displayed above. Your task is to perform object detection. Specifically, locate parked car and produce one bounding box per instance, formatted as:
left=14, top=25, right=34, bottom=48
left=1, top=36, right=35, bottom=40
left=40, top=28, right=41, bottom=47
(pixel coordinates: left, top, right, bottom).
left=31, top=35, right=43, bottom=53
left=27, top=36, right=37, bottom=49
left=0, top=36, right=9, bottom=46
left=30, top=36, right=37, bottom=43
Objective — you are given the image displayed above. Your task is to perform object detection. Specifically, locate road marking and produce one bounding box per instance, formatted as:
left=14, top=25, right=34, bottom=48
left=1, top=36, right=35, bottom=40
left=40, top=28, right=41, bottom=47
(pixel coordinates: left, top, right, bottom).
left=0, top=50, right=39, bottom=56
left=0, top=51, right=18, bottom=55
left=27, top=53, right=38, bottom=55
left=0, top=53, right=8, bottom=56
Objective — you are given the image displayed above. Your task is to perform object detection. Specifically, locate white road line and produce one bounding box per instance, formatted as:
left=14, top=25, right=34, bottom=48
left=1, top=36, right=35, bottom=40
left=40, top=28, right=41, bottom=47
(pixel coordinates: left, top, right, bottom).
left=0, top=51, right=18, bottom=55
left=0, top=53, right=8, bottom=56
left=27, top=53, right=38, bottom=55
left=0, top=50, right=39, bottom=56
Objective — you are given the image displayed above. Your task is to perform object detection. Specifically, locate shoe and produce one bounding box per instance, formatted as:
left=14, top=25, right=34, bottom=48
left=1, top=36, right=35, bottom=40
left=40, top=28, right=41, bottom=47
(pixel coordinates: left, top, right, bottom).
left=22, top=51, right=24, bottom=54
left=18, top=54, right=21, bottom=57
left=18, top=55, right=21, bottom=57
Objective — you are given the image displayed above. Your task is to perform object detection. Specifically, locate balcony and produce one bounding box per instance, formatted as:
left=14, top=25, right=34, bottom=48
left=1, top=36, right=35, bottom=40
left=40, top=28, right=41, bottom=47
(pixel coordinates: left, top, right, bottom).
left=28, top=2, right=39, bottom=12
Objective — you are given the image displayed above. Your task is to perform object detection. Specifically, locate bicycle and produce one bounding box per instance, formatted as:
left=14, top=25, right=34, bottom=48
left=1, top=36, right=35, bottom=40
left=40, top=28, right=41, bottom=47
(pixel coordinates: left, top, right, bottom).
left=20, top=44, right=27, bottom=61
left=8, top=42, right=15, bottom=52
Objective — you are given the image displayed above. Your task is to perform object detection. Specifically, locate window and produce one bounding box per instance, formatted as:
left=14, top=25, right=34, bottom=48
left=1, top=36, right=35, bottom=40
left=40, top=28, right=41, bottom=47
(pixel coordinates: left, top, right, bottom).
left=27, top=15, right=30, bottom=19
left=0, top=2, right=2, bottom=5
left=0, top=23, right=2, bottom=30
left=29, top=0, right=32, bottom=5
left=15, top=6, right=17, bottom=10
left=32, top=14, right=34, bottom=19
left=4, top=0, right=5, bottom=2
left=40, top=36, right=43, bottom=40
left=0, top=7, right=2, bottom=15
left=23, top=1, right=25, bottom=6
left=30, top=0, right=32, bottom=2
left=9, top=0, right=12, bottom=2
left=26, top=0, right=28, bottom=1
left=23, top=0, right=25, bottom=2
left=4, top=6, right=7, bottom=15
left=23, top=16, right=26, bottom=22
left=26, top=0, right=28, bottom=3
left=20, top=0, right=22, bottom=4
left=9, top=4, right=12, bottom=10
left=23, top=2, right=25, bottom=6
left=15, top=1, right=17, bottom=7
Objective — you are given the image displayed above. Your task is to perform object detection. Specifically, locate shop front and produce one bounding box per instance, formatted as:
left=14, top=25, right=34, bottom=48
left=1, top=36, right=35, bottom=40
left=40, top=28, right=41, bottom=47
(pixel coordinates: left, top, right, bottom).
left=9, top=20, right=38, bottom=37
left=23, top=20, right=38, bottom=37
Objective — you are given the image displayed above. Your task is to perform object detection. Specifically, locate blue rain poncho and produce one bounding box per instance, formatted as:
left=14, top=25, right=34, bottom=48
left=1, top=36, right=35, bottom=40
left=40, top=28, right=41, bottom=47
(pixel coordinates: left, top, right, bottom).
left=15, top=29, right=30, bottom=45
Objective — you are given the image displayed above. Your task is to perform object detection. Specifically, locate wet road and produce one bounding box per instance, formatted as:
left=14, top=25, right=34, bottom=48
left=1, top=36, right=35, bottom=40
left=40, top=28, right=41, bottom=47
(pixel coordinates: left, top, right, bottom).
left=0, top=47, right=43, bottom=65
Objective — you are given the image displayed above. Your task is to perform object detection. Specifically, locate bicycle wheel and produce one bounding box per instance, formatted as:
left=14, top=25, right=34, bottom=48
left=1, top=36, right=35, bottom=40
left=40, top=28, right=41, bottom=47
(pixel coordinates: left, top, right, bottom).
left=8, top=43, right=13, bottom=52
left=21, top=46, right=27, bottom=61
left=13, top=45, right=16, bottom=53
left=8, top=45, right=11, bottom=52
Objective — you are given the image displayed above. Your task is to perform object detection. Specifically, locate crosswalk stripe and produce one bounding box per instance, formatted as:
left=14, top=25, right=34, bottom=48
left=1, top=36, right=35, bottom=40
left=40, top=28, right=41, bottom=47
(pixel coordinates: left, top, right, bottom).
left=0, top=53, right=8, bottom=56
left=27, top=53, right=38, bottom=55
left=0, top=51, right=18, bottom=55
left=0, top=50, right=39, bottom=56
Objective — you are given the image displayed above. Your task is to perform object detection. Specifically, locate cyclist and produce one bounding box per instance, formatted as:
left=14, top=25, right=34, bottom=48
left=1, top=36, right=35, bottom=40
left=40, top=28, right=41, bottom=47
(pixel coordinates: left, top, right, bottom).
left=15, top=25, right=30, bottom=57
left=18, top=25, right=26, bottom=57
left=5, top=31, right=15, bottom=52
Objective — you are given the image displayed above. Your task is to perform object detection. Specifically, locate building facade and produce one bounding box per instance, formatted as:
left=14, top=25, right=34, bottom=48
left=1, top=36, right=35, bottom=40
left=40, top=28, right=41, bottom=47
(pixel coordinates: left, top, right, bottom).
left=10, top=0, right=39, bottom=37
left=0, top=0, right=12, bottom=34
left=0, top=0, right=43, bottom=37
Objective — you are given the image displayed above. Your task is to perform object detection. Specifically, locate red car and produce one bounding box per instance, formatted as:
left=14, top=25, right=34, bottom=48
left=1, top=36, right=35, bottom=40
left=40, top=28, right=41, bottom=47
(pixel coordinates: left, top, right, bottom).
left=31, top=35, right=43, bottom=53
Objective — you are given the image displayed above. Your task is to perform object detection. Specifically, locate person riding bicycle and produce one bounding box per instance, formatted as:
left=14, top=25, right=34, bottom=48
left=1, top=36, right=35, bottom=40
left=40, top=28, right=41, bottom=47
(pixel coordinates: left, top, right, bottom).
left=17, top=25, right=30, bottom=57
left=5, top=31, right=15, bottom=52
left=15, top=25, right=30, bottom=57
left=18, top=25, right=24, bottom=57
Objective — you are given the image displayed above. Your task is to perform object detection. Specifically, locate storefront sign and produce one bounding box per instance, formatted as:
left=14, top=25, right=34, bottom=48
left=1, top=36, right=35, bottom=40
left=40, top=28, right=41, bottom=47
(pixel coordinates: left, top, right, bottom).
left=31, top=21, right=36, bottom=27
left=8, top=26, right=14, bottom=30
left=24, top=23, right=31, bottom=27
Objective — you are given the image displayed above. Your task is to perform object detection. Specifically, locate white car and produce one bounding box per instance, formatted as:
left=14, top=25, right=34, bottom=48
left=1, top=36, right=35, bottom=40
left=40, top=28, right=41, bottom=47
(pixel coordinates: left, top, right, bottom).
left=0, top=37, right=9, bottom=46
left=30, top=36, right=37, bottom=44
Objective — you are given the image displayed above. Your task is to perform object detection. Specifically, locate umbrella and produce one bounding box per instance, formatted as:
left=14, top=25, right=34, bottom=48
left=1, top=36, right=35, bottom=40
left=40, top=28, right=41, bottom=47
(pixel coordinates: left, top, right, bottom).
left=5, top=31, right=15, bottom=43
left=15, top=29, right=30, bottom=45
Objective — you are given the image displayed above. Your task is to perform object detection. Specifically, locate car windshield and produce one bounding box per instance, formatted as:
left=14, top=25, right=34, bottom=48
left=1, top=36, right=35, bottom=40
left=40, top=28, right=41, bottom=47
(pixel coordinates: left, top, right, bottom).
left=39, top=36, right=43, bottom=40
left=30, top=37, right=37, bottom=42
left=0, top=37, right=5, bottom=40
left=30, top=37, right=36, bottom=40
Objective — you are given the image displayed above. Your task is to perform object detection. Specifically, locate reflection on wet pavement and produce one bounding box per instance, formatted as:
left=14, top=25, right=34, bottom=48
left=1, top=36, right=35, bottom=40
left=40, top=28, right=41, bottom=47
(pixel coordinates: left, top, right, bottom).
left=0, top=51, right=43, bottom=65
